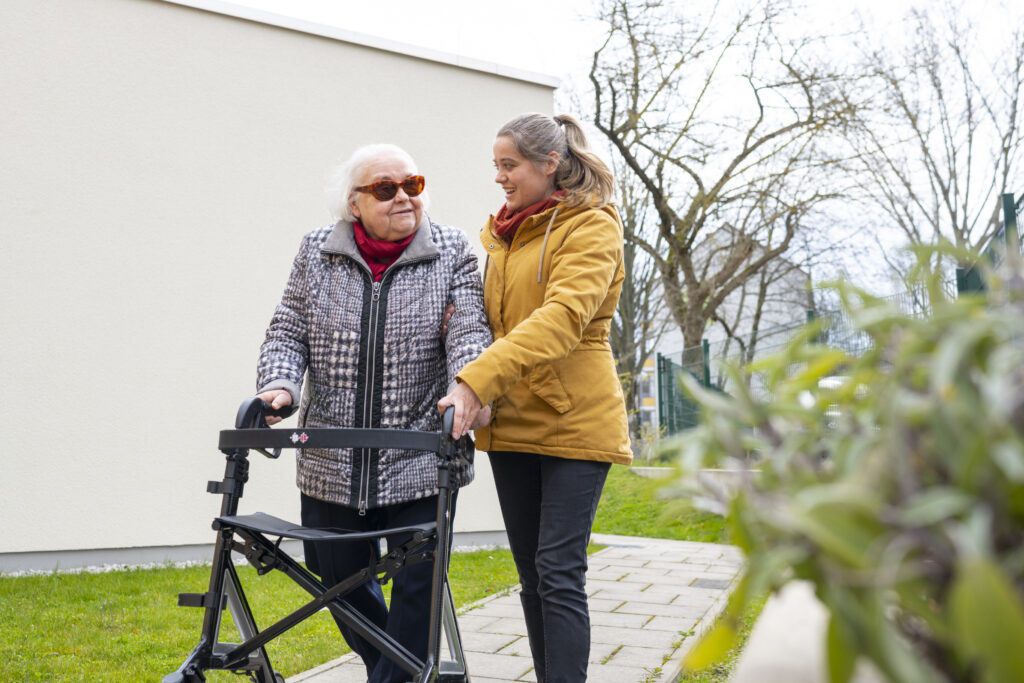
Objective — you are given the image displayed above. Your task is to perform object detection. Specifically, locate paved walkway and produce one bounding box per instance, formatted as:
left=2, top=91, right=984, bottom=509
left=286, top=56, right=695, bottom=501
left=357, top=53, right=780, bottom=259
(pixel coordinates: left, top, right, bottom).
left=289, top=534, right=744, bottom=683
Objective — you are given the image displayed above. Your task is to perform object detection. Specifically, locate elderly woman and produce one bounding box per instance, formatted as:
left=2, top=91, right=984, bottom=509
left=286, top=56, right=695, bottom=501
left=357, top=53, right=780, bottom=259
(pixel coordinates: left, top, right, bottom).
left=255, top=143, right=491, bottom=683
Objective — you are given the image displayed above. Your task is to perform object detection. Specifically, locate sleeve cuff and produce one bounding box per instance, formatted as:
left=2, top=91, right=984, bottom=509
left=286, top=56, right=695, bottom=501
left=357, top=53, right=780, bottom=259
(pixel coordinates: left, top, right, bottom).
left=258, top=379, right=301, bottom=407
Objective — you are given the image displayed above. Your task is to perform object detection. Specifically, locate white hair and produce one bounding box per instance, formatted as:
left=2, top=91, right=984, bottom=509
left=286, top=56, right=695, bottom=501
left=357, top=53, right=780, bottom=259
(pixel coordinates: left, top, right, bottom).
left=324, top=143, right=430, bottom=222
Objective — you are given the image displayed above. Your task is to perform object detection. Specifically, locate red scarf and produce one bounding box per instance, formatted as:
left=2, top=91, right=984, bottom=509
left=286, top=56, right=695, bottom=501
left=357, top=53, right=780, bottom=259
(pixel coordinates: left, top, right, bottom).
left=353, top=221, right=415, bottom=281
left=493, top=191, right=564, bottom=244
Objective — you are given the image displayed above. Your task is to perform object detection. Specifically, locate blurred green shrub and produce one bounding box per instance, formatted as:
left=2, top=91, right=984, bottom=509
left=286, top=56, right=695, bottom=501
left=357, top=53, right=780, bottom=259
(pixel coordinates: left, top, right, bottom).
left=675, top=248, right=1024, bottom=683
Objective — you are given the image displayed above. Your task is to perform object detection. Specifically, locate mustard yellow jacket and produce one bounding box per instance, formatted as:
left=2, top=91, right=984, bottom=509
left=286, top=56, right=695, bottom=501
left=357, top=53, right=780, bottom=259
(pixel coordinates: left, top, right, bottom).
left=457, top=202, right=632, bottom=465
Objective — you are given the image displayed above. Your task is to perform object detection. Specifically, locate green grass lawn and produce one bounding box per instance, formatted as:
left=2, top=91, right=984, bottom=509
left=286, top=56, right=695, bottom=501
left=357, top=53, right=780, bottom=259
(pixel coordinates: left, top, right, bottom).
left=0, top=464, right=733, bottom=682
left=593, top=465, right=729, bottom=544
left=0, top=549, right=520, bottom=682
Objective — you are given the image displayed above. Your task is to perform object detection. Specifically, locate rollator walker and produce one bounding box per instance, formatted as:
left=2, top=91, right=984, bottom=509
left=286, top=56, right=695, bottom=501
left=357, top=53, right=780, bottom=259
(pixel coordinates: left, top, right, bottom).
left=163, top=398, right=470, bottom=683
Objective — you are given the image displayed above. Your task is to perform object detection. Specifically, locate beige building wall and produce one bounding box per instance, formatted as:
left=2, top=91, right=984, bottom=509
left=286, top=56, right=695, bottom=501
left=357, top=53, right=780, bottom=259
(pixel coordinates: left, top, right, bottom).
left=0, top=0, right=554, bottom=568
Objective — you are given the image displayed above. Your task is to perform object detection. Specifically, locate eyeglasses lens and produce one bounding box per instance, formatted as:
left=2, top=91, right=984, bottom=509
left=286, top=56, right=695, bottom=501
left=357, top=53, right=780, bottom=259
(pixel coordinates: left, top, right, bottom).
left=368, top=176, right=425, bottom=201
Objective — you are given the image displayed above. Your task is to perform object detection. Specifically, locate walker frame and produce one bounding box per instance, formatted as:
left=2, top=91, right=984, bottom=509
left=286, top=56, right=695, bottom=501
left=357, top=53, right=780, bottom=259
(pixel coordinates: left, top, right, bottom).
left=162, top=398, right=470, bottom=683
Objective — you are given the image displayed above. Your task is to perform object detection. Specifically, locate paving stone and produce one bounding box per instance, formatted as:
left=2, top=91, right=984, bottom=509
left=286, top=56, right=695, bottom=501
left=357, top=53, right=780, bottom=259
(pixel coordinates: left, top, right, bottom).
left=670, top=592, right=719, bottom=607
left=616, top=600, right=710, bottom=619
left=676, top=585, right=731, bottom=600
left=588, top=567, right=631, bottom=580
left=709, top=562, right=743, bottom=572
left=463, top=631, right=522, bottom=654
left=479, top=616, right=529, bottom=636
left=644, top=615, right=699, bottom=633
left=619, top=567, right=671, bottom=580
left=584, top=578, right=627, bottom=592
left=590, top=624, right=680, bottom=649
left=464, top=651, right=535, bottom=680
left=590, top=588, right=667, bottom=604
left=588, top=597, right=624, bottom=612
left=585, top=660, right=662, bottom=683
left=495, top=635, right=533, bottom=658
left=641, top=581, right=698, bottom=594
left=605, top=644, right=673, bottom=667
left=469, top=602, right=527, bottom=618
left=587, top=640, right=622, bottom=663
left=589, top=610, right=651, bottom=628
left=456, top=613, right=501, bottom=632
left=646, top=560, right=712, bottom=571
left=594, top=557, right=649, bottom=568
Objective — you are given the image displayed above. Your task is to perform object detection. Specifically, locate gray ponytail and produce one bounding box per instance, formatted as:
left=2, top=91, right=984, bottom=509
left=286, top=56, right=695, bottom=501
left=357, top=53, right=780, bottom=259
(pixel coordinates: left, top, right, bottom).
left=497, top=113, right=615, bottom=209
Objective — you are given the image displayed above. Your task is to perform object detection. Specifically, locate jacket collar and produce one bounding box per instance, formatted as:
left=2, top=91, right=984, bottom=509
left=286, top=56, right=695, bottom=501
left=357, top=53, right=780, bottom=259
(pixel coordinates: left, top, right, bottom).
left=484, top=201, right=588, bottom=245
left=323, top=216, right=439, bottom=268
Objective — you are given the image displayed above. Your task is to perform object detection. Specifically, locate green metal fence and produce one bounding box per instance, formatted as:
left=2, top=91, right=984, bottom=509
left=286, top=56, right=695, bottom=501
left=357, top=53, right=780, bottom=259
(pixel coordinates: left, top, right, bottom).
left=656, top=353, right=702, bottom=433
left=956, top=192, right=1023, bottom=294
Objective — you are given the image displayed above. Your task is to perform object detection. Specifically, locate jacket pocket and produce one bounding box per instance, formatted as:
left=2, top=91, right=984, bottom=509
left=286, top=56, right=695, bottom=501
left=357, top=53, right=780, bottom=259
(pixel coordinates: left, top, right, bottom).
left=528, top=364, right=573, bottom=414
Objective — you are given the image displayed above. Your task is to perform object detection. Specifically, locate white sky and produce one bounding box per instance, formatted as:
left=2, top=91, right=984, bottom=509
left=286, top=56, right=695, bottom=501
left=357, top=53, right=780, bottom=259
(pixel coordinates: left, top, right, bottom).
left=228, top=0, right=1023, bottom=90
left=224, top=0, right=607, bottom=81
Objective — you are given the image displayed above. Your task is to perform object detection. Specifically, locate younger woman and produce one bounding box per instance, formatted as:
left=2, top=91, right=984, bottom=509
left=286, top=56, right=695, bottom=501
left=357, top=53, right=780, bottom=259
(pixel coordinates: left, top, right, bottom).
left=439, top=113, right=632, bottom=682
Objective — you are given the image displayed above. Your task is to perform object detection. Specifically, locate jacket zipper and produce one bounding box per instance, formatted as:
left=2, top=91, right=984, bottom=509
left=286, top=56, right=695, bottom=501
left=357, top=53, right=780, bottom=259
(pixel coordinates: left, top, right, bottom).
left=357, top=279, right=383, bottom=515
left=353, top=255, right=433, bottom=515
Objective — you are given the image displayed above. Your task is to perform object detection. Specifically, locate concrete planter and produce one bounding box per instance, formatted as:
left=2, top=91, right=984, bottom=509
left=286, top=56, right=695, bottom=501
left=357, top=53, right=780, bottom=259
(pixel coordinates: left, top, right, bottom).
left=630, top=466, right=675, bottom=478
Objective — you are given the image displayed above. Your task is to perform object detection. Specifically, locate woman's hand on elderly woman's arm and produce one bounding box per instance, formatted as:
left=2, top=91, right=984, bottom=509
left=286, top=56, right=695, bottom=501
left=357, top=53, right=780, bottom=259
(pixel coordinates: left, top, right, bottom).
left=441, top=302, right=455, bottom=338
left=255, top=389, right=292, bottom=426
left=438, top=381, right=487, bottom=440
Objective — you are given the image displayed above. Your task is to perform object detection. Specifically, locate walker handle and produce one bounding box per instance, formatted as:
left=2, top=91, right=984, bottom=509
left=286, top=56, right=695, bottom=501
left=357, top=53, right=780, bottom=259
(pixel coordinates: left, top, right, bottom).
left=232, top=398, right=296, bottom=458
left=442, top=405, right=455, bottom=442
left=234, top=397, right=297, bottom=430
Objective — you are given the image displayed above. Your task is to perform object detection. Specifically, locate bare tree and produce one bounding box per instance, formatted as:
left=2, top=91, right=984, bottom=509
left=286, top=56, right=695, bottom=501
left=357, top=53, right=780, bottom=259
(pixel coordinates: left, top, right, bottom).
left=708, top=238, right=810, bottom=364
left=854, top=3, right=1024, bottom=271
left=610, top=170, right=670, bottom=444
left=589, top=0, right=861, bottom=354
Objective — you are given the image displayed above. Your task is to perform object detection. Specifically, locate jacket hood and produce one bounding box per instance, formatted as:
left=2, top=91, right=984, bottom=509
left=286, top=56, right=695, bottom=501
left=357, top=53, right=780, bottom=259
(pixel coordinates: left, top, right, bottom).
left=483, top=201, right=622, bottom=283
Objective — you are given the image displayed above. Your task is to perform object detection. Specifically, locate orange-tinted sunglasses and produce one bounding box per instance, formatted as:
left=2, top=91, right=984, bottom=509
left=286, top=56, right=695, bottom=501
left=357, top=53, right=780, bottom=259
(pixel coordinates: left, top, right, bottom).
left=355, top=175, right=425, bottom=201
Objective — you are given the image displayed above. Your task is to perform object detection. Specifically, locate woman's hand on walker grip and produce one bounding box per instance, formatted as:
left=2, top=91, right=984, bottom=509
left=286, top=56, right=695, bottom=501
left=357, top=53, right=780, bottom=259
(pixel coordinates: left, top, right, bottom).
left=438, top=382, right=488, bottom=439
left=255, top=389, right=292, bottom=425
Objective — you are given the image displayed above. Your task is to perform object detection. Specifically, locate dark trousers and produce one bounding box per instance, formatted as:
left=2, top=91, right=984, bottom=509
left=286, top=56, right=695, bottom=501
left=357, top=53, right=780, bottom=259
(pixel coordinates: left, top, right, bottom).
left=300, top=492, right=453, bottom=683
left=488, top=451, right=611, bottom=683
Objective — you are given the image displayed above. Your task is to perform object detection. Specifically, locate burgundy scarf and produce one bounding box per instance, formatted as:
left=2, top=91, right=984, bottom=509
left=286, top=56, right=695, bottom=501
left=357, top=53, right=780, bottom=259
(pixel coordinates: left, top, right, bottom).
left=353, top=221, right=415, bottom=281
left=493, top=191, right=564, bottom=244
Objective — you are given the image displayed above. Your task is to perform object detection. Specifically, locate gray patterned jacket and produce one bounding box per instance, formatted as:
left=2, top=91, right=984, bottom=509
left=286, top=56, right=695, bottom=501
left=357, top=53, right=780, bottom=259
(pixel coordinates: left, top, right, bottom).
left=257, top=216, right=492, bottom=511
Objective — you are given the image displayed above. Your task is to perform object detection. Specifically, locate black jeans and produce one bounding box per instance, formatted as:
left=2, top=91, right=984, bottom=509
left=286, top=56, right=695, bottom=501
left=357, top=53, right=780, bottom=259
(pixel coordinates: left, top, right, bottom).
left=488, top=451, right=611, bottom=683
left=300, top=492, right=454, bottom=683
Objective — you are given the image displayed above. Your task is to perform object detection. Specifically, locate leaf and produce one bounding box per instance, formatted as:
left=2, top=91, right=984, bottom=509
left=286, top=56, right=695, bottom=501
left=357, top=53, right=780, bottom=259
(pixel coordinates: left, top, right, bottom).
left=931, top=323, right=988, bottom=392
left=788, top=491, right=884, bottom=569
left=991, top=442, right=1024, bottom=482
left=898, top=488, right=973, bottom=526
left=826, top=612, right=856, bottom=683
left=682, top=620, right=736, bottom=672
left=949, top=558, right=1024, bottom=682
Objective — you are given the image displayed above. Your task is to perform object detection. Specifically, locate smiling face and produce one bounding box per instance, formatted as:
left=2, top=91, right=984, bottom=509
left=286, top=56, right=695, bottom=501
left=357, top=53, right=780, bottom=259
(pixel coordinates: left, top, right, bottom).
left=493, top=135, right=558, bottom=214
left=349, top=152, right=423, bottom=241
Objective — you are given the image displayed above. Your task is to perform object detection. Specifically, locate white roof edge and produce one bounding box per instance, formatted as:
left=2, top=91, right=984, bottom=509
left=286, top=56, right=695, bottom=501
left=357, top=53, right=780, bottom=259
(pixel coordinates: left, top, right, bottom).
left=161, top=0, right=561, bottom=89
